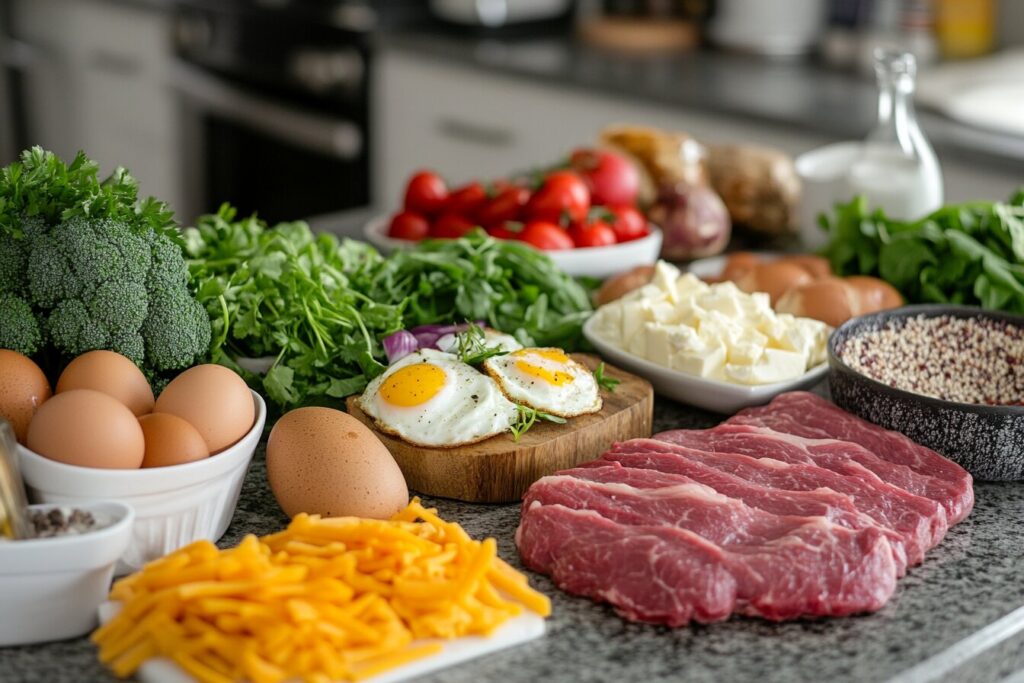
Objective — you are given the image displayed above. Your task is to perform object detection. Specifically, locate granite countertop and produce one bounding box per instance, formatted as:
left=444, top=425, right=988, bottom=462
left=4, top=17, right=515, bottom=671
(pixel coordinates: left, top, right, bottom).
left=380, top=30, right=1024, bottom=174
left=4, top=386, right=1024, bottom=683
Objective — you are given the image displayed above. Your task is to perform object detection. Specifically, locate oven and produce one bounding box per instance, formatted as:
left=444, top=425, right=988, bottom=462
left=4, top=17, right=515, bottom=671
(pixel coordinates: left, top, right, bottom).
left=171, top=1, right=417, bottom=224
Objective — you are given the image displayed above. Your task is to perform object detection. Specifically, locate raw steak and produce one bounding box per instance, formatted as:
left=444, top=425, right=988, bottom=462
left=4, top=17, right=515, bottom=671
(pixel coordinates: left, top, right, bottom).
left=523, top=470, right=897, bottom=620
left=573, top=459, right=909, bottom=574
left=516, top=502, right=739, bottom=626
left=726, top=392, right=974, bottom=524
left=655, top=423, right=961, bottom=528
left=605, top=438, right=946, bottom=565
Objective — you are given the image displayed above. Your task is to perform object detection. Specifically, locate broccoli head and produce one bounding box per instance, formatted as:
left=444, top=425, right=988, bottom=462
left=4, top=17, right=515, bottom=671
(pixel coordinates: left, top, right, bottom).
left=4, top=214, right=212, bottom=377
left=0, top=292, right=43, bottom=355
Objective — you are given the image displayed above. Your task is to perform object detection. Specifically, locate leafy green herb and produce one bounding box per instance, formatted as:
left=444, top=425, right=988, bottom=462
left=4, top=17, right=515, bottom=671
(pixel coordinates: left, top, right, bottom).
left=594, top=362, right=619, bottom=392
left=454, top=322, right=509, bottom=365
left=0, top=146, right=176, bottom=241
left=184, top=204, right=401, bottom=409
left=509, top=404, right=567, bottom=442
left=822, top=191, right=1024, bottom=313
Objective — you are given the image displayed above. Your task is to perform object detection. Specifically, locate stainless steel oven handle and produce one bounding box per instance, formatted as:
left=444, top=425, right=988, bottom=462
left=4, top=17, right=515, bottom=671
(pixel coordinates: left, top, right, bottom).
left=170, top=61, right=362, bottom=160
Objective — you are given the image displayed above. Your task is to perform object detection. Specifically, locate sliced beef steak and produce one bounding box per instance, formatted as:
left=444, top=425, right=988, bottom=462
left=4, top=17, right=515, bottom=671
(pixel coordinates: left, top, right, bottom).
left=726, top=392, right=973, bottom=524
left=516, top=502, right=739, bottom=626
left=523, top=471, right=897, bottom=620
left=654, top=423, right=960, bottom=528
left=605, top=438, right=946, bottom=565
left=573, top=459, right=909, bottom=574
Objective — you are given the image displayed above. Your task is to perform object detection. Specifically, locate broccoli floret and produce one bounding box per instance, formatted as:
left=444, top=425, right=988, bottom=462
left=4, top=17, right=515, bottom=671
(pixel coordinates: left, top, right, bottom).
left=0, top=237, right=27, bottom=296
left=47, top=299, right=109, bottom=356
left=0, top=292, right=42, bottom=355
left=109, top=329, right=145, bottom=366
left=26, top=233, right=80, bottom=308
left=142, top=291, right=211, bottom=371
left=148, top=232, right=189, bottom=292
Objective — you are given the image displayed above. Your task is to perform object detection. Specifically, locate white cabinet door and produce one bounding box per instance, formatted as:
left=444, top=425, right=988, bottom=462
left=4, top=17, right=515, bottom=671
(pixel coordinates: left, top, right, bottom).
left=374, top=49, right=1021, bottom=210
left=10, top=0, right=182, bottom=211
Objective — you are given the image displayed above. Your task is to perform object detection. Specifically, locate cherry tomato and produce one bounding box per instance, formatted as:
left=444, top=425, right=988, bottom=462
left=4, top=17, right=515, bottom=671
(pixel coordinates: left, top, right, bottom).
left=403, top=171, right=448, bottom=216
left=607, top=205, right=650, bottom=242
left=430, top=213, right=476, bottom=239
left=387, top=210, right=430, bottom=241
left=570, top=149, right=640, bottom=207
left=478, top=186, right=531, bottom=226
left=569, top=220, right=617, bottom=248
left=526, top=171, right=590, bottom=225
left=444, top=182, right=488, bottom=219
left=487, top=223, right=520, bottom=241
left=519, top=221, right=574, bottom=250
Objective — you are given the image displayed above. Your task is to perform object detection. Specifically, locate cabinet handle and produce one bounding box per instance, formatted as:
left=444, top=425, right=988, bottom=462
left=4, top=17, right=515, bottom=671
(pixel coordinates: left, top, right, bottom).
left=436, top=117, right=515, bottom=147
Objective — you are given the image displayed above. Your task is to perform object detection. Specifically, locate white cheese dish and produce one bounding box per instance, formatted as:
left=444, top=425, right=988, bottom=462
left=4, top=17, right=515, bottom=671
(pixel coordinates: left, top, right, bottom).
left=585, top=261, right=830, bottom=412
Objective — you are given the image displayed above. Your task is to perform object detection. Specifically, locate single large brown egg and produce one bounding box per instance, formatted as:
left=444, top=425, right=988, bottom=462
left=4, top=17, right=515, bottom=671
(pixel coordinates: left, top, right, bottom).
left=266, top=407, right=408, bottom=519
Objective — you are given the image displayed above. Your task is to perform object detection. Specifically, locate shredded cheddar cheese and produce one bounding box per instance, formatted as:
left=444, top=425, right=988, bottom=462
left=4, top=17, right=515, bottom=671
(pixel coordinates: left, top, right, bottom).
left=92, top=499, right=550, bottom=683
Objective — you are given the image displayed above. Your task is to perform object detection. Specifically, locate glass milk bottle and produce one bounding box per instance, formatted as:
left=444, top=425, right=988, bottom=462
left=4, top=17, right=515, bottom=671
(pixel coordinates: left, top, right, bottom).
left=847, top=48, right=944, bottom=220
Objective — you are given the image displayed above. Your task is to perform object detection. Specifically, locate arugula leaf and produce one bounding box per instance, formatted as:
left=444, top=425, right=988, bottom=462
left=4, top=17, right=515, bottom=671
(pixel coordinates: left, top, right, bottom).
left=594, top=362, right=620, bottom=392
left=509, top=404, right=567, bottom=442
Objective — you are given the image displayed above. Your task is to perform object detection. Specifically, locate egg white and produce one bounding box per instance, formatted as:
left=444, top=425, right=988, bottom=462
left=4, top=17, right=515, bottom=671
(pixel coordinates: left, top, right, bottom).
left=358, top=349, right=518, bottom=448
left=483, top=348, right=602, bottom=418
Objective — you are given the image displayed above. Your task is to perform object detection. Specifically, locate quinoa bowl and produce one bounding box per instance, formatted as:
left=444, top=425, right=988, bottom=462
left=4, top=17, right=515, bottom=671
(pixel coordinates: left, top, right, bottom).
left=828, top=304, right=1024, bottom=481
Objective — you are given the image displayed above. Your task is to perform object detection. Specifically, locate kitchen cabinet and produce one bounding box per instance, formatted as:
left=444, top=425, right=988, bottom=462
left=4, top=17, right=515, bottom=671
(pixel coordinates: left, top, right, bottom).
left=9, top=0, right=182, bottom=211
left=375, top=48, right=1020, bottom=211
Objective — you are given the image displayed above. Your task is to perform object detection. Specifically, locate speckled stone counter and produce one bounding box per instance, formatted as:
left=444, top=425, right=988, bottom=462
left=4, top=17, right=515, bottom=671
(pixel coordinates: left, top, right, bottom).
left=3, top=391, right=1024, bottom=683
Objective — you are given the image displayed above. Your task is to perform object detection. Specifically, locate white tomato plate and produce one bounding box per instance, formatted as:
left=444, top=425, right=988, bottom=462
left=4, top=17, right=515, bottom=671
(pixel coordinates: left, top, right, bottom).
left=363, top=215, right=662, bottom=279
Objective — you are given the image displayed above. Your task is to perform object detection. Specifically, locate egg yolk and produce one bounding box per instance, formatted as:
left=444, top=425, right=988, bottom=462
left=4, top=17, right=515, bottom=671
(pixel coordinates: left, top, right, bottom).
left=512, top=349, right=573, bottom=386
left=379, top=363, right=446, bottom=407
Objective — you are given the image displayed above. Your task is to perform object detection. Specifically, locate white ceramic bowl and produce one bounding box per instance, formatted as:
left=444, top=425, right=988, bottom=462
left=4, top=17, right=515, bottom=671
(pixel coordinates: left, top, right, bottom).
left=0, top=501, right=134, bottom=646
left=363, top=215, right=663, bottom=279
left=18, top=391, right=266, bottom=574
left=583, top=317, right=828, bottom=413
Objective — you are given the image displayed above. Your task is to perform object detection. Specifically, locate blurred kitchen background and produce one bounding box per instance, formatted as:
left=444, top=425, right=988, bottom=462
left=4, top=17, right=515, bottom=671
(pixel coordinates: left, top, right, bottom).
left=0, top=0, right=1020, bottom=234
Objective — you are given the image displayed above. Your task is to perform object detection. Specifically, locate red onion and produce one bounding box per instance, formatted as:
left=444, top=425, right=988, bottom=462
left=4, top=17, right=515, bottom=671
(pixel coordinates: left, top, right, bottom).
left=383, top=330, right=419, bottom=363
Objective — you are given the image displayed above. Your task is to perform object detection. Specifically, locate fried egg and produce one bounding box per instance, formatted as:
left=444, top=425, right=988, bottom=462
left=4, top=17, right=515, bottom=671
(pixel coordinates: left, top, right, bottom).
left=358, top=349, right=518, bottom=447
left=483, top=348, right=602, bottom=418
left=434, top=327, right=523, bottom=355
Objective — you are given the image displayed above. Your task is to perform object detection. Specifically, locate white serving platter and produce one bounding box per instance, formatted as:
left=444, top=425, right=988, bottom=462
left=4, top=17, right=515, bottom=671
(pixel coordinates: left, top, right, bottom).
left=583, top=316, right=828, bottom=414
left=97, top=602, right=545, bottom=683
left=363, top=215, right=662, bottom=279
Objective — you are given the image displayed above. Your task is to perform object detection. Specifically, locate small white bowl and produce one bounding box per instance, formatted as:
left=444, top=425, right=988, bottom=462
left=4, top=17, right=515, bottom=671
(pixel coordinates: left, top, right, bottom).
left=363, top=215, right=663, bottom=279
left=583, top=317, right=828, bottom=413
left=0, top=501, right=134, bottom=646
left=18, top=391, right=266, bottom=574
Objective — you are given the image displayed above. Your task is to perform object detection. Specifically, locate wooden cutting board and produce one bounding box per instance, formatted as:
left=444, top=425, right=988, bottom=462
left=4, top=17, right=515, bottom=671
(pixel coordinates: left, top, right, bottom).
left=345, top=354, right=653, bottom=503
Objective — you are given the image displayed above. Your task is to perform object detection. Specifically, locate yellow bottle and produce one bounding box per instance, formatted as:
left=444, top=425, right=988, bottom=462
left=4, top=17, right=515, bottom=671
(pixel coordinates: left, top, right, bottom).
left=937, top=0, right=996, bottom=58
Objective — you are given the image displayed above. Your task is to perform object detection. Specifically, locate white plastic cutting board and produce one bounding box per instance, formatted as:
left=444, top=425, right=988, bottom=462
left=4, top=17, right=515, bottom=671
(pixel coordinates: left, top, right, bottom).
left=97, top=602, right=545, bottom=683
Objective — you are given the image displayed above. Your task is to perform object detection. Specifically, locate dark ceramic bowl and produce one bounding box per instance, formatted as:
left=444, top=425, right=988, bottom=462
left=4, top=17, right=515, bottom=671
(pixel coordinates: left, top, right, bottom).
left=828, top=304, right=1024, bottom=481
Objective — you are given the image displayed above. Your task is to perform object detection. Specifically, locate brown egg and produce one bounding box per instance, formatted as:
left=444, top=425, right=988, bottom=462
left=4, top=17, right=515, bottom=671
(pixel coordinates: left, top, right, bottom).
left=0, top=350, right=52, bottom=444
left=845, top=276, right=903, bottom=314
left=154, top=365, right=254, bottom=454
left=720, top=252, right=762, bottom=282
left=778, top=254, right=832, bottom=280
left=27, top=389, right=144, bottom=468
left=776, top=277, right=859, bottom=327
left=139, top=413, right=209, bottom=468
left=266, top=407, right=408, bottom=519
left=736, top=261, right=815, bottom=305
left=56, top=350, right=154, bottom=417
